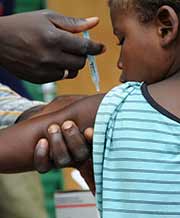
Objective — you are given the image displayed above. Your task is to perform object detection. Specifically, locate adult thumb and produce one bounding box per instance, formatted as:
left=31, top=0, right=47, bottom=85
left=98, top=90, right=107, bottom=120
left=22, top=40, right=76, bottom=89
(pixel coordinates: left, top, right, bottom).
left=47, top=12, right=100, bottom=33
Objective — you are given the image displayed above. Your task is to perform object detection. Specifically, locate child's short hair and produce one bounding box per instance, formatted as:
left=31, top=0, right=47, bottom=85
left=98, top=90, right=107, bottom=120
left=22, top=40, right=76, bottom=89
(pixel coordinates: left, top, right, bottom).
left=108, top=0, right=180, bottom=22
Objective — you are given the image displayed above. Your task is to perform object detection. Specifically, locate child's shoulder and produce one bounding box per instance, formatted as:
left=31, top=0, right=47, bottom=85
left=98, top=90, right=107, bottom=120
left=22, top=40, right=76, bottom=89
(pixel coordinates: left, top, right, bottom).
left=102, top=81, right=142, bottom=105
left=112, top=81, right=142, bottom=93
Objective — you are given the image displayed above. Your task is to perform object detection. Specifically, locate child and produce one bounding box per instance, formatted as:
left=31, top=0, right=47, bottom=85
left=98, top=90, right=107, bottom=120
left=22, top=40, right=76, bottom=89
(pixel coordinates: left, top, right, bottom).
left=16, top=1, right=180, bottom=217
left=36, top=0, right=180, bottom=217
left=92, top=1, right=180, bottom=217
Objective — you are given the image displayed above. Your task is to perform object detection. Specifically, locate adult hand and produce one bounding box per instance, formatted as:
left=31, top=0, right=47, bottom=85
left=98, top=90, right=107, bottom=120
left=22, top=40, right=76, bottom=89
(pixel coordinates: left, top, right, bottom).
left=0, top=10, right=105, bottom=83
left=1, top=94, right=103, bottom=173
left=34, top=121, right=95, bottom=193
left=32, top=94, right=102, bottom=193
left=16, top=95, right=92, bottom=172
left=34, top=123, right=94, bottom=171
left=31, top=96, right=93, bottom=172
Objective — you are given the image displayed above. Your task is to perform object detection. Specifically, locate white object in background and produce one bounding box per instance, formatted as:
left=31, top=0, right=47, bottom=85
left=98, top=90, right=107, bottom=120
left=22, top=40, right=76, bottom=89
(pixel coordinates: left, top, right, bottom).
left=55, top=191, right=100, bottom=218
left=71, top=169, right=89, bottom=190
left=41, top=82, right=56, bottom=102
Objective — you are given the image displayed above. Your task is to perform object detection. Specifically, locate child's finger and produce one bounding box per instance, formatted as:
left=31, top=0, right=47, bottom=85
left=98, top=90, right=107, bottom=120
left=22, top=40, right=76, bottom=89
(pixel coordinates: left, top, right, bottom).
left=34, top=138, right=52, bottom=173
left=48, top=124, right=72, bottom=168
left=61, top=121, right=90, bottom=162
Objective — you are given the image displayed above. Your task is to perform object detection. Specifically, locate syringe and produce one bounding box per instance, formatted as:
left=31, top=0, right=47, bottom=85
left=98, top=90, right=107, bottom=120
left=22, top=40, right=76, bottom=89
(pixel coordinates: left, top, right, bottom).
left=83, top=31, right=100, bottom=92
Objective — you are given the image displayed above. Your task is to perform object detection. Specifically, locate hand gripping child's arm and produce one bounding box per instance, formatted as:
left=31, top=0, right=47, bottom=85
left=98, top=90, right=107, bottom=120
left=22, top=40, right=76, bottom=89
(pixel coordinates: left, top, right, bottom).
left=0, top=94, right=104, bottom=173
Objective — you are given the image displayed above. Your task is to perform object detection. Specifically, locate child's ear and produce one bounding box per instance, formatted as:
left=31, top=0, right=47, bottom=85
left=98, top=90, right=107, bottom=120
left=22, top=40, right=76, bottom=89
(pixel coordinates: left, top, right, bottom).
left=156, top=6, right=179, bottom=47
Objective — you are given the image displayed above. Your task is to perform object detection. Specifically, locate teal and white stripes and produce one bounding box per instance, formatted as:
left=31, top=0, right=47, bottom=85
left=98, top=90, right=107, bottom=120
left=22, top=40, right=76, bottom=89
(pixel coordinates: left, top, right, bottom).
left=93, top=82, right=180, bottom=218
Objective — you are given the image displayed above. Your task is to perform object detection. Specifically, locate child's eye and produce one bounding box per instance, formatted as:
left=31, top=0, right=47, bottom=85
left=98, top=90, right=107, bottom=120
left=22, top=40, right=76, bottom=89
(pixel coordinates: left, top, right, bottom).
left=117, top=37, right=125, bottom=46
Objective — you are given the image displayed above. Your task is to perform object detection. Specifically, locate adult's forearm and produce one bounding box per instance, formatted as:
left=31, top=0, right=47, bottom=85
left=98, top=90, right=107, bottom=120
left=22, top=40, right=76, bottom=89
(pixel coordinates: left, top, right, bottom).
left=0, top=16, right=13, bottom=67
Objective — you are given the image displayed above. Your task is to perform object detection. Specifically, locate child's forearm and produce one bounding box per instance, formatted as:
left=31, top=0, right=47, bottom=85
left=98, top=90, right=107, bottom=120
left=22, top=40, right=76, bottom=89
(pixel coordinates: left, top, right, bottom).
left=0, top=94, right=104, bottom=173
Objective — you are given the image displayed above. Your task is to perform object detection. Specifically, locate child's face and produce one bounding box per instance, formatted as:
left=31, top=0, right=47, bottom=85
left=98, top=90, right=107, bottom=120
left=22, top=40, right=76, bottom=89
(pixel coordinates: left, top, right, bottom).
left=110, top=7, right=174, bottom=84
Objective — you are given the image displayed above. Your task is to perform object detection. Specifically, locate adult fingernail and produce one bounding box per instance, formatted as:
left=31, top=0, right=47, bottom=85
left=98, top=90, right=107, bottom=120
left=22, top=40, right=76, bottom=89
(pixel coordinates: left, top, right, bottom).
left=85, top=17, right=99, bottom=23
left=48, top=124, right=60, bottom=134
left=62, top=121, right=73, bottom=131
left=36, top=139, right=48, bottom=157
left=84, top=128, right=94, bottom=136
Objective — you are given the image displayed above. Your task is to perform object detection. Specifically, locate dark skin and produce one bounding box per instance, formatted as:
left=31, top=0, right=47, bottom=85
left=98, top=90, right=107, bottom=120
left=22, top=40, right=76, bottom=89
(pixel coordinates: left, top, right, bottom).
left=17, top=95, right=90, bottom=167
left=0, top=94, right=104, bottom=174
left=34, top=97, right=96, bottom=193
left=18, top=95, right=96, bottom=193
left=43, top=121, right=95, bottom=193
left=0, top=10, right=105, bottom=83
left=16, top=95, right=87, bottom=123
left=35, top=5, right=180, bottom=194
left=110, top=5, right=180, bottom=117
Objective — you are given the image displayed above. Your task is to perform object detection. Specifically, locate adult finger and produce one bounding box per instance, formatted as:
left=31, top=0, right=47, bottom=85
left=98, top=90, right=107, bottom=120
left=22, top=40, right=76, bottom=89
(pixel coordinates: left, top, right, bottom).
left=34, top=138, right=52, bottom=173
left=46, top=12, right=106, bottom=55
left=55, top=52, right=86, bottom=70
left=46, top=11, right=100, bottom=33
left=84, top=128, right=94, bottom=144
left=35, top=64, right=79, bottom=82
left=61, top=121, right=90, bottom=162
left=48, top=124, right=72, bottom=168
left=59, top=31, right=105, bottom=56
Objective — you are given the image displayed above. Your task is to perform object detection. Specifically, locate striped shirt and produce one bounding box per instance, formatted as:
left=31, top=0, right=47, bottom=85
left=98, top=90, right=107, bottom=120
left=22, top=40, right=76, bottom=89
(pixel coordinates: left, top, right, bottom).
left=93, top=82, right=180, bottom=218
left=0, top=83, right=44, bottom=128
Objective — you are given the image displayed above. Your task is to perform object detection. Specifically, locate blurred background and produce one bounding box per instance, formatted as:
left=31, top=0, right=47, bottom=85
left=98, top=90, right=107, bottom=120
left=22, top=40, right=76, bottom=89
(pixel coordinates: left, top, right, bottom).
left=0, top=1, right=120, bottom=218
